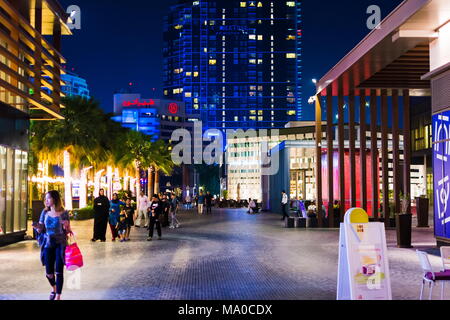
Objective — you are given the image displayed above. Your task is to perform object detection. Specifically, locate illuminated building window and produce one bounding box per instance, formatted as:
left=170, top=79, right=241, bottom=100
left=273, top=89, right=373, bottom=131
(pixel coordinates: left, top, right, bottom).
left=258, top=20, right=262, bottom=24
left=286, top=53, right=296, bottom=58
left=194, top=98, right=199, bottom=103
left=209, top=59, right=217, bottom=65
left=193, top=1, right=199, bottom=5
left=210, top=20, right=215, bottom=25
left=250, top=2, right=255, bottom=6
left=287, top=110, right=296, bottom=116
left=258, top=110, right=263, bottom=115
left=249, top=116, right=256, bottom=121
left=258, top=2, right=263, bottom=7
left=194, top=104, right=199, bottom=109
left=249, top=59, right=256, bottom=64
left=234, top=116, right=239, bottom=121
left=287, top=1, right=295, bottom=7
left=249, top=34, right=256, bottom=40
left=240, top=2, right=246, bottom=7
left=164, top=90, right=168, bottom=95
left=194, top=72, right=199, bottom=77
left=174, top=25, right=183, bottom=30
left=185, top=72, right=192, bottom=76
left=185, top=92, right=192, bottom=97
left=249, top=86, right=257, bottom=90
left=250, top=110, right=256, bottom=115
left=258, top=59, right=263, bottom=64
left=204, top=48, right=208, bottom=52
left=258, top=86, right=263, bottom=91
left=287, top=35, right=295, bottom=40
left=258, top=116, right=263, bottom=121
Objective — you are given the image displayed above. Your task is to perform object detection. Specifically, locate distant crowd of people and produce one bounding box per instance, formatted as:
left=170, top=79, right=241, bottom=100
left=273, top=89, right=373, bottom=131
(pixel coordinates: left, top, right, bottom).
left=91, top=189, right=181, bottom=243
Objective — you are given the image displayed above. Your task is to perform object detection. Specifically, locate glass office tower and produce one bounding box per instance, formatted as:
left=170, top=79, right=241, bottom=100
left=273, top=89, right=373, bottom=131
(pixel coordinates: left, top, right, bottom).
left=163, top=0, right=302, bottom=130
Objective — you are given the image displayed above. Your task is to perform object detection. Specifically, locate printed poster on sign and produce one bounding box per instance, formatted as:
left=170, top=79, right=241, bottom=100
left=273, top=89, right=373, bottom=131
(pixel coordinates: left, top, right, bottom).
left=433, top=111, right=450, bottom=240
left=337, top=208, right=392, bottom=300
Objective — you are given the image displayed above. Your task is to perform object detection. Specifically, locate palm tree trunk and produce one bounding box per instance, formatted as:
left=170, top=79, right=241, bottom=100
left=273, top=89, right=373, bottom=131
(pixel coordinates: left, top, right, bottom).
left=148, top=167, right=154, bottom=197
left=154, top=167, right=160, bottom=195
left=63, top=150, right=73, bottom=210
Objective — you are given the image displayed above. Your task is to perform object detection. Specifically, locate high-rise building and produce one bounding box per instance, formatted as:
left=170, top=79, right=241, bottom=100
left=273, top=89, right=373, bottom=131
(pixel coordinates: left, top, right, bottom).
left=0, top=0, right=71, bottom=245
left=61, top=70, right=90, bottom=99
left=163, top=0, right=302, bottom=131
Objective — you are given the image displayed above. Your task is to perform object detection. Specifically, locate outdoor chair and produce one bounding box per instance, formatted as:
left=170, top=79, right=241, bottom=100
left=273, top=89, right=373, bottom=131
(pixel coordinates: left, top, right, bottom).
left=417, top=250, right=450, bottom=300
left=441, top=247, right=450, bottom=272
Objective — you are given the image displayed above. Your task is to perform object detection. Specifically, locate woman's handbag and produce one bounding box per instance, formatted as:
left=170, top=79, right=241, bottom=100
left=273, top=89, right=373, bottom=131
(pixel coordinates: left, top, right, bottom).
left=65, top=232, right=84, bottom=271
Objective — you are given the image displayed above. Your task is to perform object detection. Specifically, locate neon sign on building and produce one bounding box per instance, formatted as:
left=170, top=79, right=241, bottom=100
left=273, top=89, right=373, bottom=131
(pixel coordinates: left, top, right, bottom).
left=123, top=99, right=155, bottom=107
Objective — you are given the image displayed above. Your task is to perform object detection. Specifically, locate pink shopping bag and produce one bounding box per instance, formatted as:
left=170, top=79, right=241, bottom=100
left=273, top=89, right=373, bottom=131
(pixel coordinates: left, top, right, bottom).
left=65, top=232, right=84, bottom=271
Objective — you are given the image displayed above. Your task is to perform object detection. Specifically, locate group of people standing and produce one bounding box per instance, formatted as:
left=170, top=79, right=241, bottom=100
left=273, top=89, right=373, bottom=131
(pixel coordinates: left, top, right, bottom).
left=91, top=189, right=181, bottom=243
left=192, top=191, right=214, bottom=215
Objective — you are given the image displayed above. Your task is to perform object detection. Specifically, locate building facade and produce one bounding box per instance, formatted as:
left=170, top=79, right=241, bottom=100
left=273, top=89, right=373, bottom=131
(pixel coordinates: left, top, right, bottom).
left=226, top=122, right=428, bottom=217
left=163, top=0, right=302, bottom=131
left=0, top=0, right=70, bottom=246
left=61, top=70, right=90, bottom=99
left=112, top=93, right=197, bottom=142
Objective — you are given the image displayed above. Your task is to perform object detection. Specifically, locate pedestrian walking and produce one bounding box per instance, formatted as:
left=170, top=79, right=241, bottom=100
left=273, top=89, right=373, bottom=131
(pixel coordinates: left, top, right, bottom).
left=161, top=194, right=171, bottom=227
left=197, top=191, right=205, bottom=215
left=109, top=193, right=125, bottom=242
left=91, top=188, right=110, bottom=242
left=33, top=191, right=72, bottom=300
left=147, top=194, right=163, bottom=241
left=185, top=194, right=192, bottom=209
left=281, top=190, right=289, bottom=220
left=205, top=191, right=213, bottom=214
left=117, top=209, right=128, bottom=242
left=169, top=193, right=180, bottom=229
left=135, top=191, right=149, bottom=228
left=124, top=198, right=135, bottom=241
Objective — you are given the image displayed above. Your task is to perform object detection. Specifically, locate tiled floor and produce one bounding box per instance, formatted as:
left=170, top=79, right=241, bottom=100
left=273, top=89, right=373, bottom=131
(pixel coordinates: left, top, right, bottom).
left=0, top=209, right=445, bottom=300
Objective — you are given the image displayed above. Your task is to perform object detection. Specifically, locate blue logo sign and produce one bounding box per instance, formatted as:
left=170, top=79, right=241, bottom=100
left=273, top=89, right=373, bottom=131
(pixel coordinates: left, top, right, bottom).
left=433, top=110, right=450, bottom=240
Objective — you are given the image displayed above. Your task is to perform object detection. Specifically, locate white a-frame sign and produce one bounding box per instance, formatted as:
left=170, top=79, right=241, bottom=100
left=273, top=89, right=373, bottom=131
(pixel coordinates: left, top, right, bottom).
left=337, top=208, right=392, bottom=300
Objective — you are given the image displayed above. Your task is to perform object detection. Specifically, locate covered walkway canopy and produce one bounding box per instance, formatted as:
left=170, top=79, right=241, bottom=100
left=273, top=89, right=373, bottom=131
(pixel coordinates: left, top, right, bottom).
left=313, top=0, right=450, bottom=230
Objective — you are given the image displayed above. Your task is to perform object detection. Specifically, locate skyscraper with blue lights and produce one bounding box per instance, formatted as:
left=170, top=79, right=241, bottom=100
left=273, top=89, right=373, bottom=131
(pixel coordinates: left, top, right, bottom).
left=163, top=0, right=302, bottom=131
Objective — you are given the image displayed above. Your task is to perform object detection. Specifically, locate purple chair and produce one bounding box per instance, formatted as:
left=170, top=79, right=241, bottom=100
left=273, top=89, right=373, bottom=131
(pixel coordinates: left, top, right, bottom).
left=417, top=250, right=450, bottom=300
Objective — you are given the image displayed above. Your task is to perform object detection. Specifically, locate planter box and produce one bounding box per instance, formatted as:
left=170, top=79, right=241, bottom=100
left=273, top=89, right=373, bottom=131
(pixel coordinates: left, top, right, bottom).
left=396, top=214, right=413, bottom=248
left=416, top=197, right=429, bottom=228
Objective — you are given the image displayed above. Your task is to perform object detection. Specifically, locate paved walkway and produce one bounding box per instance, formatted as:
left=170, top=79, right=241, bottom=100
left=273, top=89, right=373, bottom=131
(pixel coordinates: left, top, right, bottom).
left=0, top=209, right=444, bottom=300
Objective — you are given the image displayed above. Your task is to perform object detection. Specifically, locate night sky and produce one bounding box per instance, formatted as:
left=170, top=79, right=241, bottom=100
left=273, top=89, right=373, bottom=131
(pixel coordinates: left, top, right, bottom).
left=58, top=0, right=403, bottom=120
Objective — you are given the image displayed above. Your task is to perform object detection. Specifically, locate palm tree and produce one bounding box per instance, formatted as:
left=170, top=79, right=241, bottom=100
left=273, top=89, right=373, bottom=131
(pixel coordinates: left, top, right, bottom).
left=30, top=96, right=110, bottom=209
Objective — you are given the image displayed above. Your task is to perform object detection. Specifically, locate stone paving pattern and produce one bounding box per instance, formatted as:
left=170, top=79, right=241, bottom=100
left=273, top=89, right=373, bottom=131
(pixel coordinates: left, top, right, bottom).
left=0, top=209, right=445, bottom=300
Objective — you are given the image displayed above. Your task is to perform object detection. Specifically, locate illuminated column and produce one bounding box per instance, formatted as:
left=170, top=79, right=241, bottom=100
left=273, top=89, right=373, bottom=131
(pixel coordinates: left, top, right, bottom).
left=63, top=150, right=72, bottom=210
left=94, top=170, right=104, bottom=198
left=79, top=167, right=93, bottom=209
left=107, top=166, right=113, bottom=199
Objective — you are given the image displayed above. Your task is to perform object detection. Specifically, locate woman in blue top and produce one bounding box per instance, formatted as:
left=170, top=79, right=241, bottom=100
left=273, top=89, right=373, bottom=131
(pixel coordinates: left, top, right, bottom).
left=34, top=190, right=72, bottom=300
left=109, top=193, right=125, bottom=241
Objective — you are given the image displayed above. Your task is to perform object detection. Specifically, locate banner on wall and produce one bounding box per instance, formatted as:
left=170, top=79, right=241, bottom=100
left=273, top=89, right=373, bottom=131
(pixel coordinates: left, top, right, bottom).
left=433, top=111, right=450, bottom=241
left=337, top=208, right=392, bottom=300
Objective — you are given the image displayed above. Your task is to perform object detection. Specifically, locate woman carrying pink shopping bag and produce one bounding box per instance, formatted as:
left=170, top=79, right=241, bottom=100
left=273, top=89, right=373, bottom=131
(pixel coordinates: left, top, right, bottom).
left=34, top=191, right=73, bottom=300
left=65, top=232, right=84, bottom=271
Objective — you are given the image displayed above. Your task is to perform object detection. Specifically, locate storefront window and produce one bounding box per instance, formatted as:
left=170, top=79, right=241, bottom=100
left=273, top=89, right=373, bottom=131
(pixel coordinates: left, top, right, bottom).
left=0, top=146, right=5, bottom=235
left=0, top=147, right=27, bottom=235
left=5, top=148, right=13, bottom=233
left=13, top=150, right=21, bottom=232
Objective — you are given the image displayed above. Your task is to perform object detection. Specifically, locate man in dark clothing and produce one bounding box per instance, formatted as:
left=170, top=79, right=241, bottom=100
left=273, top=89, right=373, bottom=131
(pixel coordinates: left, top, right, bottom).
left=205, top=191, right=213, bottom=214
left=147, top=194, right=163, bottom=241
left=92, top=189, right=110, bottom=242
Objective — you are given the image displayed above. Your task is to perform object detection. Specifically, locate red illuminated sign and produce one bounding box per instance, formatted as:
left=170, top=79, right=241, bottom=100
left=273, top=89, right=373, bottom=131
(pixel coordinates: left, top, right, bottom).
left=168, top=103, right=179, bottom=114
left=123, top=99, right=155, bottom=107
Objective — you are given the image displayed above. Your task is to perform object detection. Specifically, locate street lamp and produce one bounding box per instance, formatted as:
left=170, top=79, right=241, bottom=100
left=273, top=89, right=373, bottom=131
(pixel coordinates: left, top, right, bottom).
left=312, top=78, right=317, bottom=85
